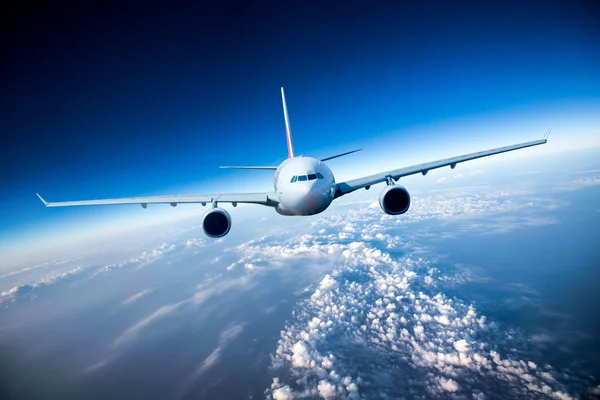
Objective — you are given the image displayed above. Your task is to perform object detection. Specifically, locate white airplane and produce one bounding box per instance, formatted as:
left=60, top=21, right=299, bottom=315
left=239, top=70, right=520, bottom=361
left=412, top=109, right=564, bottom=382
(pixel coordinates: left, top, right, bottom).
left=37, top=88, right=551, bottom=238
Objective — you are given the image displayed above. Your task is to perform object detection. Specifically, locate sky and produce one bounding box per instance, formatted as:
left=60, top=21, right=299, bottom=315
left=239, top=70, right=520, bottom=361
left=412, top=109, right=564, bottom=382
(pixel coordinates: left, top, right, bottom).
left=1, top=1, right=599, bottom=258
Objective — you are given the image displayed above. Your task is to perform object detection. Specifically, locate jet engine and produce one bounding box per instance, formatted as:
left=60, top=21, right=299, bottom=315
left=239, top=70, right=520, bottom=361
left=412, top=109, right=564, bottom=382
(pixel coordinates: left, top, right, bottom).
left=379, top=185, right=411, bottom=215
left=202, top=208, right=232, bottom=238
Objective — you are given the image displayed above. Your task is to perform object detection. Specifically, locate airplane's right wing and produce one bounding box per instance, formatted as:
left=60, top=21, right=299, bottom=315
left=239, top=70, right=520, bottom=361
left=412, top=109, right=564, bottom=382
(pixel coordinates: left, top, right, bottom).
left=334, top=128, right=551, bottom=198
left=36, top=191, right=279, bottom=208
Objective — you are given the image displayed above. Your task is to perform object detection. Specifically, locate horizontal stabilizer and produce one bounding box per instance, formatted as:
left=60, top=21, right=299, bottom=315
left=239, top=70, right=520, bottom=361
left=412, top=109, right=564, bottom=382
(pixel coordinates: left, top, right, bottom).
left=321, top=149, right=362, bottom=162
left=219, top=166, right=278, bottom=170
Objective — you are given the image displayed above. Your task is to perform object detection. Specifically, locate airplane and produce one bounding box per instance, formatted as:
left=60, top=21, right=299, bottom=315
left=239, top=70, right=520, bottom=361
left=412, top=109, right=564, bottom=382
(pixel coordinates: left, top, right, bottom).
left=36, top=88, right=551, bottom=238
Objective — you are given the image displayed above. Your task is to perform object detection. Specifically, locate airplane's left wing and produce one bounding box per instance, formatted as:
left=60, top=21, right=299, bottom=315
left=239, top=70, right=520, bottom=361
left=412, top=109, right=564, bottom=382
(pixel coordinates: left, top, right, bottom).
left=36, top=192, right=279, bottom=208
left=334, top=129, right=550, bottom=198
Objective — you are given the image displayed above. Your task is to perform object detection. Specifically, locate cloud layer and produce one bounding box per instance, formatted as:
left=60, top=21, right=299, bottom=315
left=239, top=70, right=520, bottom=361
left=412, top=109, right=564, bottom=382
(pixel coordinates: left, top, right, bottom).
left=211, top=188, right=595, bottom=399
left=3, top=178, right=596, bottom=399
left=260, top=235, right=580, bottom=399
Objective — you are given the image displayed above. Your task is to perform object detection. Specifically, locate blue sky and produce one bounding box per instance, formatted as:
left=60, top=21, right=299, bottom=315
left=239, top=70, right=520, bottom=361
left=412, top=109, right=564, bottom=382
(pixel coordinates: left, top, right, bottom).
left=1, top=1, right=599, bottom=253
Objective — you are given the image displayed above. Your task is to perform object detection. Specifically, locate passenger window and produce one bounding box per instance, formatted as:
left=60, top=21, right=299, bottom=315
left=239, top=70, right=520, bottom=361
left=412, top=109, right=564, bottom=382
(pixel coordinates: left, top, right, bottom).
left=316, top=172, right=324, bottom=179
left=308, top=174, right=317, bottom=180
left=290, top=176, right=297, bottom=183
left=298, top=175, right=307, bottom=181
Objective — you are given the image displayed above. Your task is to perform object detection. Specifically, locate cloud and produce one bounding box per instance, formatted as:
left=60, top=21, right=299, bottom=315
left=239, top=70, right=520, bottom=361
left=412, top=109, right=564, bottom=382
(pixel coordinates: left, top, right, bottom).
left=2, top=180, right=567, bottom=309
left=83, top=356, right=116, bottom=374
left=0, top=258, right=79, bottom=280
left=317, top=380, right=337, bottom=399
left=272, top=385, right=293, bottom=400
left=244, top=263, right=259, bottom=271
left=122, top=288, right=154, bottom=305
left=438, top=377, right=459, bottom=392
left=113, top=277, right=251, bottom=348
left=270, top=378, right=294, bottom=400
left=194, top=347, right=222, bottom=377
left=435, top=170, right=487, bottom=184
left=561, top=175, right=600, bottom=191
left=248, top=215, right=582, bottom=399
left=174, top=323, right=246, bottom=399
left=0, top=266, right=85, bottom=305
left=184, top=237, right=206, bottom=247
left=0, top=238, right=186, bottom=307
left=453, top=339, right=470, bottom=353
left=112, top=301, right=186, bottom=348
left=3, top=172, right=592, bottom=398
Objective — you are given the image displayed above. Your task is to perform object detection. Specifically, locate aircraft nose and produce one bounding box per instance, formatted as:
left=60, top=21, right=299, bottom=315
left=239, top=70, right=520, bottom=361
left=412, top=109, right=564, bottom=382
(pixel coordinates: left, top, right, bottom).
left=303, top=189, right=320, bottom=205
left=291, top=183, right=328, bottom=215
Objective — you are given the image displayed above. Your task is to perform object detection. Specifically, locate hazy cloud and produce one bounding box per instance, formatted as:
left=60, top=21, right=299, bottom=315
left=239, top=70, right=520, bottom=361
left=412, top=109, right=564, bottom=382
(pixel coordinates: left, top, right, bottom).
left=174, top=323, right=246, bottom=399
left=122, top=288, right=155, bottom=305
left=241, top=210, right=583, bottom=399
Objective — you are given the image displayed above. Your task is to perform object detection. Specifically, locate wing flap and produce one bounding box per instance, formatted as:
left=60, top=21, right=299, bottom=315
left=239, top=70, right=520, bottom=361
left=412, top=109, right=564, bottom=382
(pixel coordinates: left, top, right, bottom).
left=335, top=135, right=548, bottom=198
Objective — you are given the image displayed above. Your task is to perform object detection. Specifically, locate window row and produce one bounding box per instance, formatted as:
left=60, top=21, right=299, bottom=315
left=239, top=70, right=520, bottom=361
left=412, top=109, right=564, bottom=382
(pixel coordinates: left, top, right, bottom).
left=290, top=172, right=325, bottom=183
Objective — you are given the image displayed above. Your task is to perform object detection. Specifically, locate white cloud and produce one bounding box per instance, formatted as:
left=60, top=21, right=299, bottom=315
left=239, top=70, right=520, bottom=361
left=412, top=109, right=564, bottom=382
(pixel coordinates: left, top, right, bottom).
left=244, top=263, right=258, bottom=270
left=270, top=378, right=294, bottom=400
left=194, top=347, right=222, bottom=377
left=318, top=380, right=337, bottom=399
left=3, top=212, right=273, bottom=311
left=113, top=277, right=251, bottom=348
left=84, top=356, right=116, bottom=374
left=0, top=239, right=182, bottom=306
left=122, top=288, right=154, bottom=305
left=562, top=175, right=600, bottom=191
left=272, top=385, right=293, bottom=400
left=3, top=166, right=592, bottom=399
left=255, top=218, right=580, bottom=399
left=439, top=377, right=459, bottom=392
left=454, top=339, right=470, bottom=353
left=113, top=302, right=184, bottom=348
left=174, top=323, right=246, bottom=399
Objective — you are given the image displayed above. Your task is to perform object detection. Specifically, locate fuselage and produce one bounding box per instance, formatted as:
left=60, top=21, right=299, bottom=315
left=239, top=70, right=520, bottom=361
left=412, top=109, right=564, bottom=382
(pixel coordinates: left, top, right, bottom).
left=273, top=157, right=336, bottom=216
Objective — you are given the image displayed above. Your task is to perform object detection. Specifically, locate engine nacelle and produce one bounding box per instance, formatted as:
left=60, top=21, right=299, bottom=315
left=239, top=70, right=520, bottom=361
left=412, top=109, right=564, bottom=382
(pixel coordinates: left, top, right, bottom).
left=202, top=208, right=232, bottom=238
left=379, top=185, right=411, bottom=215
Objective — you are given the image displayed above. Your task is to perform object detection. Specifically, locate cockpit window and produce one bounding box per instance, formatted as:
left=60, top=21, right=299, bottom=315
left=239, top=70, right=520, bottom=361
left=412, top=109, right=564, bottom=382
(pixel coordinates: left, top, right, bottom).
left=292, top=173, right=323, bottom=183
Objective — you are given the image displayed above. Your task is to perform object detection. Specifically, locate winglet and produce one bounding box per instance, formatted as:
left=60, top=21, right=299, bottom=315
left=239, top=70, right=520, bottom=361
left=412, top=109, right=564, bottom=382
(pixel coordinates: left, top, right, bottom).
left=543, top=127, right=552, bottom=141
left=36, top=193, right=49, bottom=206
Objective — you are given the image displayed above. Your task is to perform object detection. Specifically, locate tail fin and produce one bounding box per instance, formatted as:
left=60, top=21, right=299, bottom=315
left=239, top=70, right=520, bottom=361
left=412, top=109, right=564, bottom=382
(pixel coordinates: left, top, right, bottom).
left=281, top=87, right=296, bottom=158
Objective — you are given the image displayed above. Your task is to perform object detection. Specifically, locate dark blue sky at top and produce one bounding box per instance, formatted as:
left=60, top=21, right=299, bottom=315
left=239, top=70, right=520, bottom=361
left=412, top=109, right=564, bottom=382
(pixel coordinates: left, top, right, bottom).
left=1, top=0, right=599, bottom=238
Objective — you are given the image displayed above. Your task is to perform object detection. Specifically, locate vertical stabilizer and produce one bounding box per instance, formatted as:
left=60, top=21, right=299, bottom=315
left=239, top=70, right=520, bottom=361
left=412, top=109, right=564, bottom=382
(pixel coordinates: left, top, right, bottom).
left=281, top=87, right=296, bottom=158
